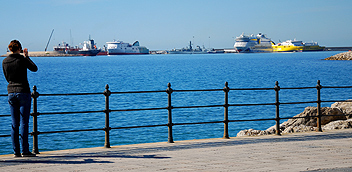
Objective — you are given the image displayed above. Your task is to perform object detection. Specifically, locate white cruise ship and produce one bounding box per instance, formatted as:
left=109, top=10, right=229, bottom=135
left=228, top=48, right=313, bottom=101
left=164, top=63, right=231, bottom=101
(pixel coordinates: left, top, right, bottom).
left=106, top=40, right=149, bottom=55
left=234, top=33, right=274, bottom=53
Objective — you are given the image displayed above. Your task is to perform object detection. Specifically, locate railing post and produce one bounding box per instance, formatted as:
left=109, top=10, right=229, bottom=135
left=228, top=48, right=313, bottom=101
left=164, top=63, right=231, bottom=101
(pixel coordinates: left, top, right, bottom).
left=166, top=83, right=174, bottom=143
left=316, top=80, right=323, bottom=132
left=31, top=85, right=40, bottom=154
left=274, top=81, right=281, bottom=135
left=223, top=82, right=230, bottom=139
left=104, top=84, right=111, bottom=148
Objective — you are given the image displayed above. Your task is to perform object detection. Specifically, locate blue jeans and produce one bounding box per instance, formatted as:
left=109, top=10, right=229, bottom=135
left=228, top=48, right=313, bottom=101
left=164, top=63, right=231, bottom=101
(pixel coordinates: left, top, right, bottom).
left=8, top=93, right=32, bottom=154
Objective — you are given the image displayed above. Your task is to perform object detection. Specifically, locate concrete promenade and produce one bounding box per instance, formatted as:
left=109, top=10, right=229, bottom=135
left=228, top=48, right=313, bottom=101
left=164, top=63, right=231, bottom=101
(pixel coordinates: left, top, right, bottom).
left=1, top=129, right=352, bottom=172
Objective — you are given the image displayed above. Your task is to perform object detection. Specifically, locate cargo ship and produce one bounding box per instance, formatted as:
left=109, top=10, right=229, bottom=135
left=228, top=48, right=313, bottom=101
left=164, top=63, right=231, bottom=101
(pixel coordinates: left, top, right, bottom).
left=106, top=40, right=149, bottom=55
left=53, top=38, right=101, bottom=56
left=272, top=40, right=303, bottom=52
left=234, top=33, right=274, bottom=53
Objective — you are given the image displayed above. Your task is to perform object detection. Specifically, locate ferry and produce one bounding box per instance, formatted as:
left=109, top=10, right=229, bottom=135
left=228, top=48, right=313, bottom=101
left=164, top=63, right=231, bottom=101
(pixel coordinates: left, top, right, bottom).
left=168, top=41, right=212, bottom=54
left=234, top=33, right=274, bottom=53
left=272, top=40, right=303, bottom=52
left=53, top=38, right=101, bottom=56
left=106, top=40, right=149, bottom=55
left=303, top=42, right=325, bottom=51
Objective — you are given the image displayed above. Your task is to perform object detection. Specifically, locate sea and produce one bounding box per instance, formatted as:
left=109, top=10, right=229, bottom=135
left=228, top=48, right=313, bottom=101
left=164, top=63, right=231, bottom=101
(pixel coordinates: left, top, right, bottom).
left=1, top=51, right=352, bottom=155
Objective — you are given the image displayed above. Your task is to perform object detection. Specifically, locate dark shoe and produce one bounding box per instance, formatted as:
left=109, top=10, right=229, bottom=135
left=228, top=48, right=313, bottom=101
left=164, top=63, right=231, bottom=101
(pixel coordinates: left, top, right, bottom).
left=22, top=152, right=36, bottom=157
left=13, top=153, right=22, bottom=158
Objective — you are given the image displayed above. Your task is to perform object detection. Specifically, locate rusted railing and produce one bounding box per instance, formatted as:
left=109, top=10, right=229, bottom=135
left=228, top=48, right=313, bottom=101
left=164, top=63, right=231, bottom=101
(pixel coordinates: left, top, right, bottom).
left=1, top=80, right=352, bottom=154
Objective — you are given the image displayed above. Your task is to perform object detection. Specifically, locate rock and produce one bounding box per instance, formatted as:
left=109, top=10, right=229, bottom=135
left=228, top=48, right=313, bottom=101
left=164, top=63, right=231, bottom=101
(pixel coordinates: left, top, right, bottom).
left=323, top=119, right=352, bottom=130
left=236, top=129, right=270, bottom=137
left=324, top=51, right=352, bottom=60
left=331, top=100, right=352, bottom=119
left=282, top=124, right=316, bottom=133
left=236, top=104, right=348, bottom=137
left=279, top=107, right=345, bottom=128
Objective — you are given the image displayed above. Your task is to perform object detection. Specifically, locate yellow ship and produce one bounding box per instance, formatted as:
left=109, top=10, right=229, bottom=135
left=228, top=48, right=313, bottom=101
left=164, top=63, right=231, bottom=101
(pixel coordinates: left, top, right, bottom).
left=272, top=40, right=303, bottom=52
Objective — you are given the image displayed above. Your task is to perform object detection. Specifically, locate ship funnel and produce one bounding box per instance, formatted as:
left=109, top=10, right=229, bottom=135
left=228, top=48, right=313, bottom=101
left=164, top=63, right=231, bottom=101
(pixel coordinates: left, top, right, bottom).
left=133, top=41, right=140, bottom=46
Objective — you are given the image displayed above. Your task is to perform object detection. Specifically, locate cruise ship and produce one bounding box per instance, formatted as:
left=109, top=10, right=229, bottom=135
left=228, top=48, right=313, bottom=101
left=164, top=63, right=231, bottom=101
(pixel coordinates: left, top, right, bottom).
left=106, top=40, right=149, bottom=55
left=234, top=33, right=274, bottom=53
left=272, top=39, right=304, bottom=52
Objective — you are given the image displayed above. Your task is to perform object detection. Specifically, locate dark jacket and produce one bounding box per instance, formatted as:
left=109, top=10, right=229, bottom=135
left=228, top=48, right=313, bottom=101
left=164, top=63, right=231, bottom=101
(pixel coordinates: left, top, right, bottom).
left=2, top=53, right=38, bottom=93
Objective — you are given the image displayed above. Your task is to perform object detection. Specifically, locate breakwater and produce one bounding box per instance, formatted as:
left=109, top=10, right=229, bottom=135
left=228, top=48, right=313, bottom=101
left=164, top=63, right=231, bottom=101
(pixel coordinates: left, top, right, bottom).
left=0, top=51, right=81, bottom=57
left=324, top=51, right=352, bottom=60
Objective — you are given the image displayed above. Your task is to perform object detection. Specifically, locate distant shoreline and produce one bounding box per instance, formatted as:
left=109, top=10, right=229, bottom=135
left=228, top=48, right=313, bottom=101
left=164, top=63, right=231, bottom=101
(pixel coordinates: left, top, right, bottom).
left=0, top=51, right=82, bottom=57
left=1, top=47, right=352, bottom=57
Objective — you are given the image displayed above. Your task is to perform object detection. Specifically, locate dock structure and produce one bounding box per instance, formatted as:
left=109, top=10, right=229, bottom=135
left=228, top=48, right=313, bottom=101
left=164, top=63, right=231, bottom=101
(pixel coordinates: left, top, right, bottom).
left=325, top=47, right=352, bottom=51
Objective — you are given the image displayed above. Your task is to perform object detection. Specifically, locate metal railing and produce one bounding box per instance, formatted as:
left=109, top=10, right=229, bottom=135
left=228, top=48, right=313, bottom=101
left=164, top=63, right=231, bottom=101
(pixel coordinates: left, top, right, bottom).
left=1, top=80, right=352, bottom=154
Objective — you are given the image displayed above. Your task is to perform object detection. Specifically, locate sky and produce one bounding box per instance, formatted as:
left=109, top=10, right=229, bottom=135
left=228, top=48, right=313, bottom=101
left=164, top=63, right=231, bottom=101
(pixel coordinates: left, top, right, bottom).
left=0, top=0, right=351, bottom=54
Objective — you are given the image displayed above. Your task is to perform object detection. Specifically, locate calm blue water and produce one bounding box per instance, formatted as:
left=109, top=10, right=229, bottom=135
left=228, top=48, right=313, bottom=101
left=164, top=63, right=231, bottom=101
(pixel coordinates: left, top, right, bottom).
left=1, top=51, right=352, bottom=155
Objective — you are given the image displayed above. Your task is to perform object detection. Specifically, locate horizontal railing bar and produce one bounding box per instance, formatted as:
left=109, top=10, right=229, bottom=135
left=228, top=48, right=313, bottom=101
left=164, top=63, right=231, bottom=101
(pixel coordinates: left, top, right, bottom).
left=36, top=110, right=104, bottom=116
left=40, top=92, right=103, bottom=96
left=110, top=107, right=167, bottom=112
left=173, top=89, right=223, bottom=92
left=2, top=85, right=352, bottom=98
left=230, top=88, right=273, bottom=91
left=0, top=114, right=11, bottom=117
left=280, top=101, right=317, bottom=105
left=229, top=118, right=275, bottom=122
left=229, top=103, right=276, bottom=107
left=279, top=115, right=318, bottom=120
left=323, top=86, right=352, bottom=89
left=0, top=134, right=11, bottom=137
left=3, top=113, right=349, bottom=138
left=280, top=86, right=317, bottom=90
left=322, top=100, right=352, bottom=103
left=36, top=128, right=104, bottom=135
left=111, top=124, right=167, bottom=130
left=111, top=90, right=166, bottom=94
left=173, top=120, right=224, bottom=126
left=172, top=104, right=223, bottom=109
left=1, top=98, right=350, bottom=118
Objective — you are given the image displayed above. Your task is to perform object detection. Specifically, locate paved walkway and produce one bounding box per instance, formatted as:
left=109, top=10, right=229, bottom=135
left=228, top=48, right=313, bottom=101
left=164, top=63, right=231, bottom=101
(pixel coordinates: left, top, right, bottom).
left=1, top=129, right=352, bottom=172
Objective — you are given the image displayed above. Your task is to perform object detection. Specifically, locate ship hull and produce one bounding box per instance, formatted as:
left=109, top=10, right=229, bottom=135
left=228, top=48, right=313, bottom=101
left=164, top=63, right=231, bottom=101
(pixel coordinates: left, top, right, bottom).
left=272, top=45, right=303, bottom=52
left=78, top=49, right=101, bottom=56
left=303, top=46, right=325, bottom=51
left=108, top=52, right=149, bottom=55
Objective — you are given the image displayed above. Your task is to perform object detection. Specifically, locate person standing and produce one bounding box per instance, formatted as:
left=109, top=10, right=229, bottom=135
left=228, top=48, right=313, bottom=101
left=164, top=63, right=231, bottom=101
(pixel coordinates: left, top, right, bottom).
left=2, top=40, right=38, bottom=157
